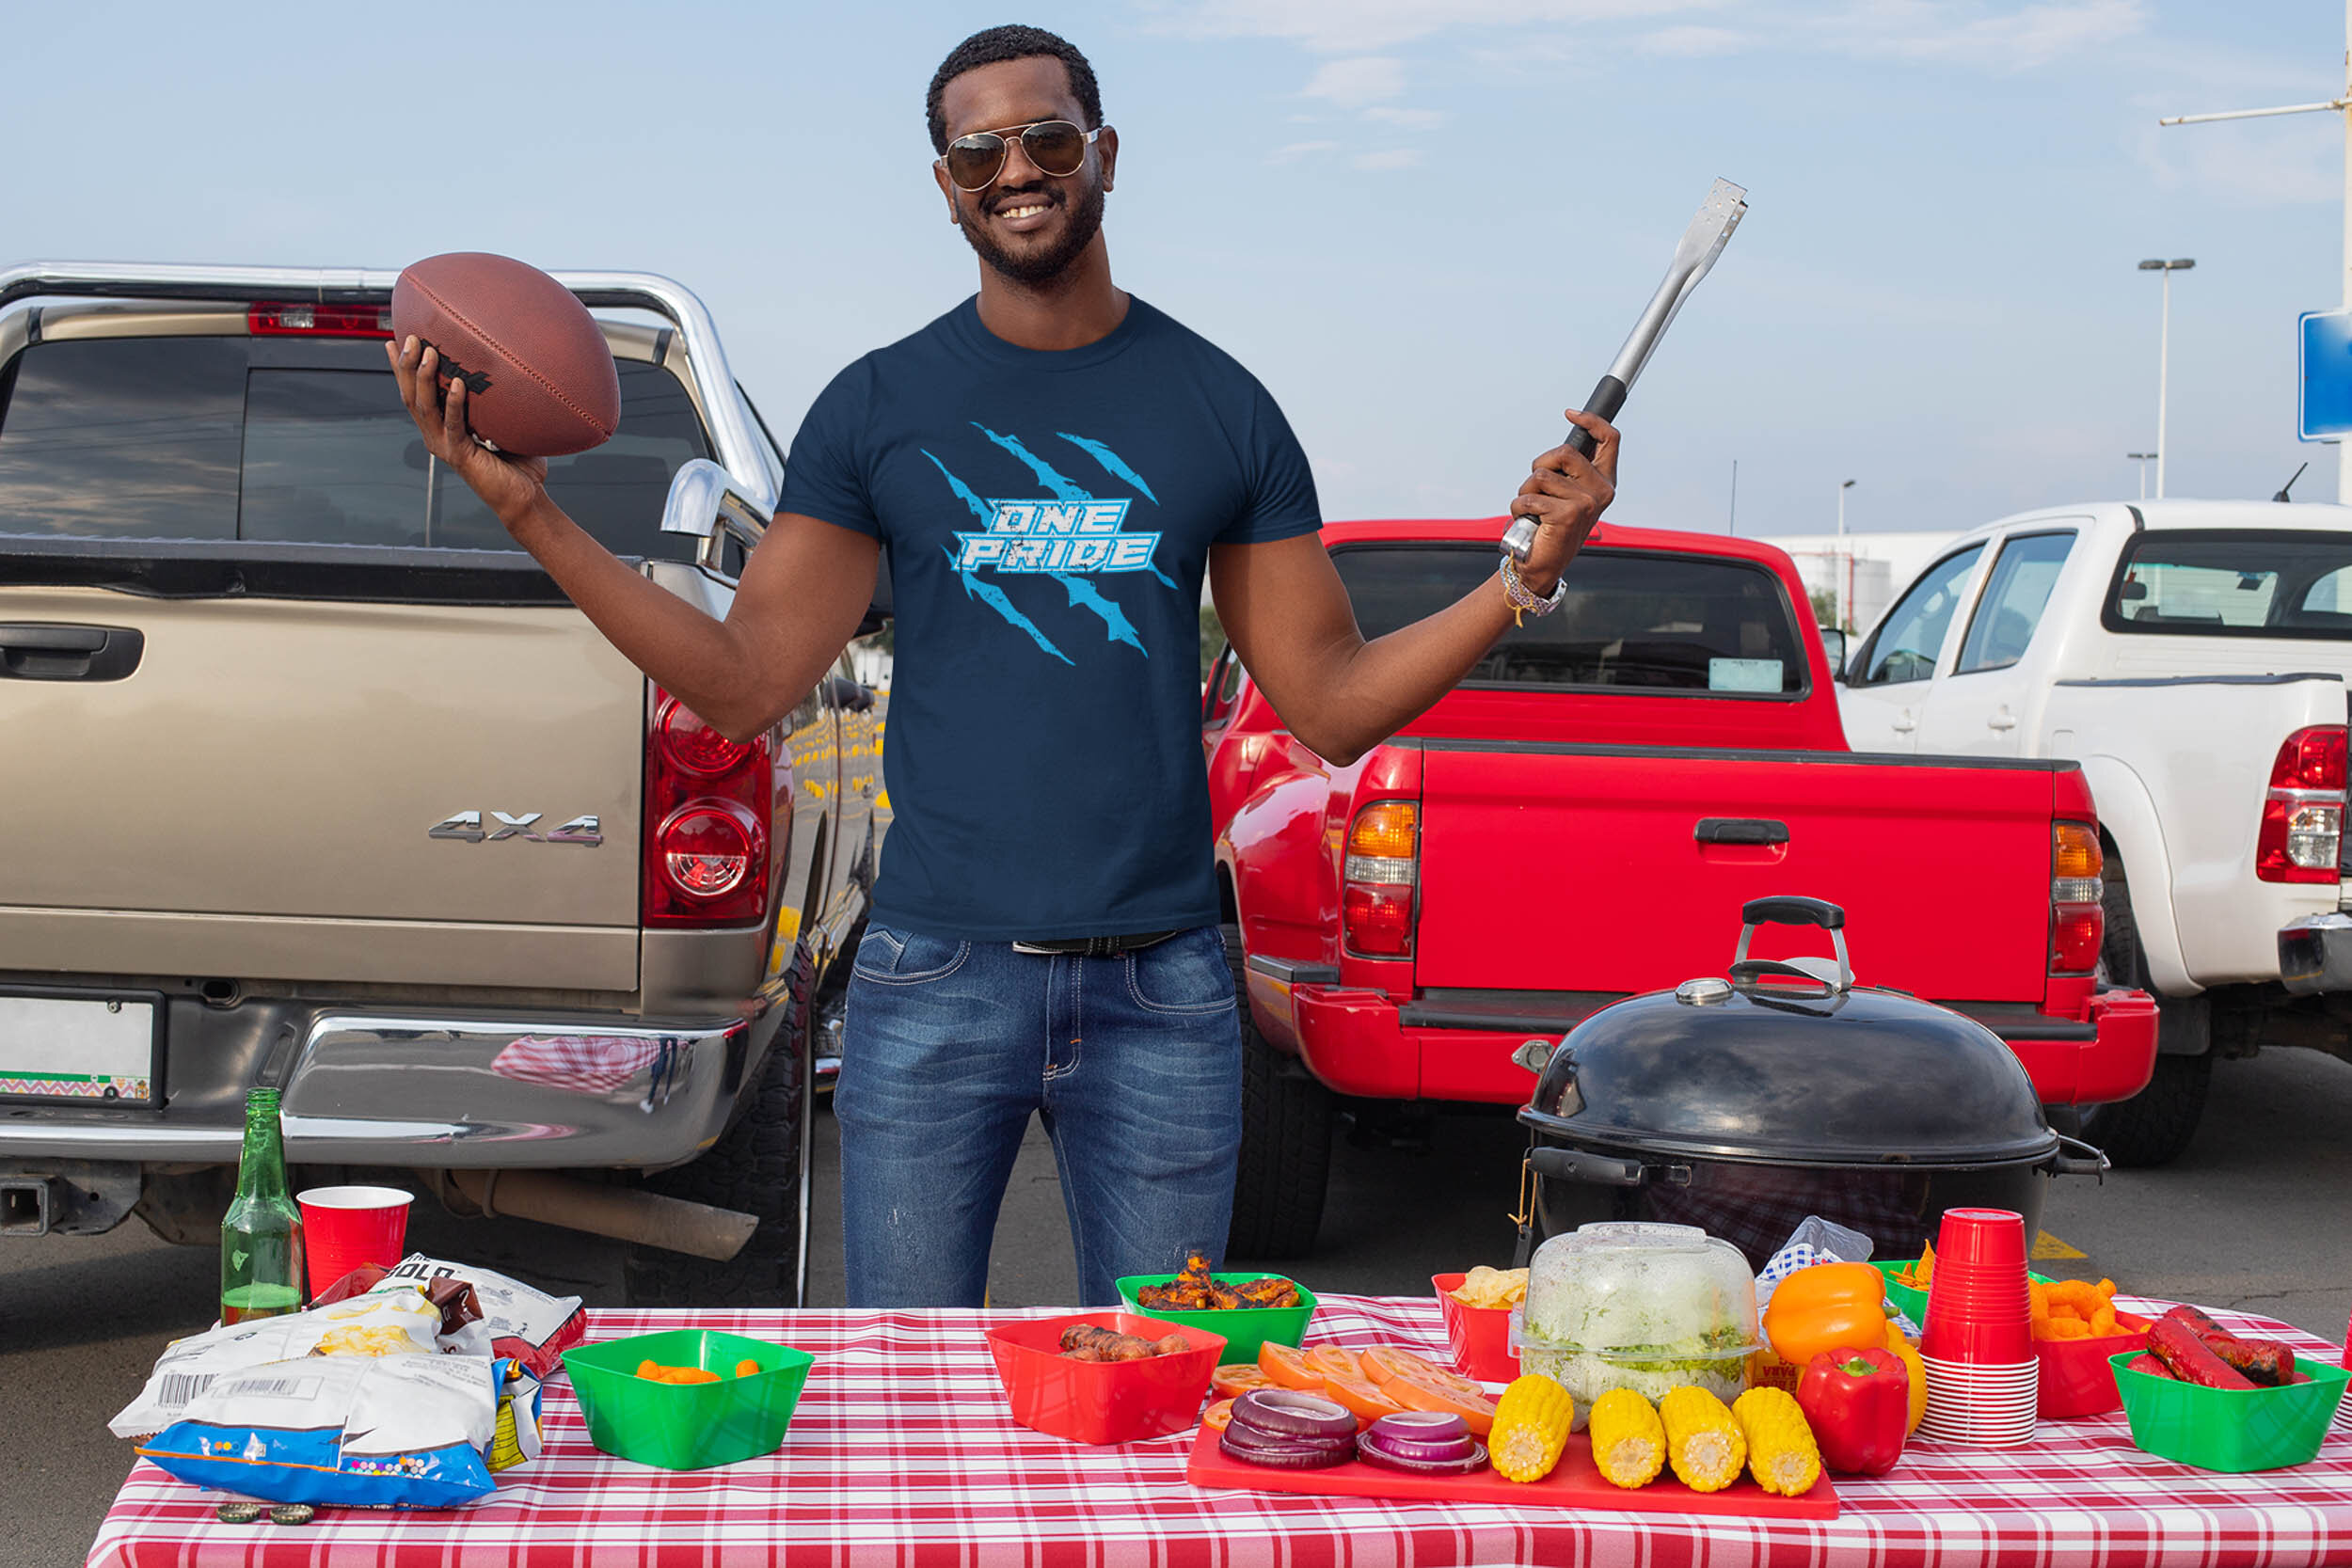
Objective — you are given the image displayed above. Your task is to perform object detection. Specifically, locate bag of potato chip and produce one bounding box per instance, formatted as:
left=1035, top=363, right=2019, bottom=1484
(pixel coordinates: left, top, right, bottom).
left=108, top=1289, right=443, bottom=1439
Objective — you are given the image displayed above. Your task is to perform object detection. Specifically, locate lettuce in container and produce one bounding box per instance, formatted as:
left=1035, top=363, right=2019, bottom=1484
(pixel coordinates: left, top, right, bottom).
left=1510, top=1222, right=1760, bottom=1429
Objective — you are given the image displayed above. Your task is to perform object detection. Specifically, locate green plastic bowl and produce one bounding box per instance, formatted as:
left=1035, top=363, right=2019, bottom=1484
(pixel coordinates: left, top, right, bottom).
left=1113, top=1273, right=1316, bottom=1364
left=563, top=1329, right=815, bottom=1470
left=2110, top=1350, right=2349, bottom=1473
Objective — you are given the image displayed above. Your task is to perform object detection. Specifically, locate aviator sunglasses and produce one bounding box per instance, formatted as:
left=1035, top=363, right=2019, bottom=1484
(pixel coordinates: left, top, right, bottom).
left=939, top=119, right=1106, bottom=192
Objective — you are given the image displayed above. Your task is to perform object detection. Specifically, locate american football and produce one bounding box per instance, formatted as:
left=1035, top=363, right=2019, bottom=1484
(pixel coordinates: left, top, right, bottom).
left=389, top=251, right=620, bottom=458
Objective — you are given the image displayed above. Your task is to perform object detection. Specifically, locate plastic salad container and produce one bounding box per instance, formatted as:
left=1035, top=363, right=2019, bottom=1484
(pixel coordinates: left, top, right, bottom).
left=1512, top=1221, right=1759, bottom=1430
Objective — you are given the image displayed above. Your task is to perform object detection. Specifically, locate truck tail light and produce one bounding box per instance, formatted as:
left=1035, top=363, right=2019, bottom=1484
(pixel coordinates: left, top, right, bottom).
left=2256, top=725, right=2346, bottom=885
left=643, top=690, right=785, bottom=927
left=1342, top=800, right=1418, bottom=958
left=246, top=302, right=393, bottom=337
left=2050, top=820, right=2104, bottom=977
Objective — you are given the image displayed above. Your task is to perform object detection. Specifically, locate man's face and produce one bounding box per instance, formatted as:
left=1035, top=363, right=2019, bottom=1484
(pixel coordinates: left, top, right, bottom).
left=933, top=56, right=1117, bottom=287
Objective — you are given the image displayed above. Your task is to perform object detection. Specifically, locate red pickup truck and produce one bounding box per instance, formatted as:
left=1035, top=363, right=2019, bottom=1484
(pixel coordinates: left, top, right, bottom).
left=1204, top=517, right=2160, bottom=1257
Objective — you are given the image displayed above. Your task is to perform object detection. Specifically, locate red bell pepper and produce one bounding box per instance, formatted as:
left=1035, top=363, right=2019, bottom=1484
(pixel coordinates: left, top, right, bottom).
left=1795, top=1345, right=1910, bottom=1475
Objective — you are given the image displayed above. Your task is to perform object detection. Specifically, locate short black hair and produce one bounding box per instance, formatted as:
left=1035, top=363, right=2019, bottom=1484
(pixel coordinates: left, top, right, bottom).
left=926, top=24, right=1102, bottom=154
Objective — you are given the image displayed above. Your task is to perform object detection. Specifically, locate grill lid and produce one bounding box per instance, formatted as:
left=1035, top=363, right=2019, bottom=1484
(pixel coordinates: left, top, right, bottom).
left=1520, top=896, right=2058, bottom=1167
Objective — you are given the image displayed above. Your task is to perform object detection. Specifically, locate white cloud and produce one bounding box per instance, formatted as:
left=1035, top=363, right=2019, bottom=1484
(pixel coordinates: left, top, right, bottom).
left=1365, top=105, right=1449, bottom=129
left=1303, top=55, right=1408, bottom=105
left=1817, top=0, right=2145, bottom=71
left=1147, top=0, right=2145, bottom=69
left=1144, top=0, right=1703, bottom=53
left=1637, top=24, right=1750, bottom=55
left=1355, top=148, right=1430, bottom=170
left=1268, top=139, right=1343, bottom=163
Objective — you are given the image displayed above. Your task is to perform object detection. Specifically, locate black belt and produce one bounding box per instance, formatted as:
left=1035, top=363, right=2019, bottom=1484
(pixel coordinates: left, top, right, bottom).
left=1010, top=929, right=1183, bottom=958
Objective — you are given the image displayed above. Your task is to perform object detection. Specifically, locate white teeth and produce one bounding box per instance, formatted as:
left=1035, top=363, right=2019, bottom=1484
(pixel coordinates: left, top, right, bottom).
left=1001, top=204, right=1046, bottom=219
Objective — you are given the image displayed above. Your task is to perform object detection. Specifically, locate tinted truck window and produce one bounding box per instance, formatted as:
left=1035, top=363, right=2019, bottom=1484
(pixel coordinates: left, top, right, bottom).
left=0, top=336, right=708, bottom=559
left=1331, top=543, right=1809, bottom=695
left=2108, top=529, right=2352, bottom=639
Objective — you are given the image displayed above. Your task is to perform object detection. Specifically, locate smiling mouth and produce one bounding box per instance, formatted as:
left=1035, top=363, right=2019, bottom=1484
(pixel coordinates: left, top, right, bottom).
left=998, top=201, right=1051, bottom=220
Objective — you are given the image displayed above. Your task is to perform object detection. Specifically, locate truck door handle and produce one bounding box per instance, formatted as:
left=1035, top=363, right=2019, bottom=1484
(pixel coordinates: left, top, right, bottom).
left=1695, top=817, right=1790, bottom=846
left=1891, top=710, right=1915, bottom=733
left=0, top=624, right=144, bottom=682
left=1988, top=706, right=2018, bottom=731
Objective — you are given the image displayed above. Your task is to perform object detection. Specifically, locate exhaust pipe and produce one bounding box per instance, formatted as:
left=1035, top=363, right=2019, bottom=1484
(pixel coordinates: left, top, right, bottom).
left=441, top=1170, right=757, bottom=1262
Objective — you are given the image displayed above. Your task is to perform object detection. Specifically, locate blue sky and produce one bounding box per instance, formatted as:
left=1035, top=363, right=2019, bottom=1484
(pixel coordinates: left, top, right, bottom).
left=7, top=1, right=2344, bottom=535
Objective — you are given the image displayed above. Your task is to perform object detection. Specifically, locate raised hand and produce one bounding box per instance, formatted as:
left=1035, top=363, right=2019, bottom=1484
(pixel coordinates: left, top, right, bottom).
left=387, top=335, right=549, bottom=528
left=1509, top=407, right=1620, bottom=590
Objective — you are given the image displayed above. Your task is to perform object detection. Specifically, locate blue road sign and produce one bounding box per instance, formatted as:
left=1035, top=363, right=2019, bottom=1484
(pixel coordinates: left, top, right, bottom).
left=2300, top=309, right=2352, bottom=441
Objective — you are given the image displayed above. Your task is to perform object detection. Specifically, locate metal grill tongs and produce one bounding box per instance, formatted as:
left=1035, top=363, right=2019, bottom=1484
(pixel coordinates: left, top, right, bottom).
left=1502, top=177, right=1749, bottom=563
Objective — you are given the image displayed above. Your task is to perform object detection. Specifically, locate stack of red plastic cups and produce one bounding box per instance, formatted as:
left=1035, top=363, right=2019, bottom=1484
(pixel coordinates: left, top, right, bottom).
left=1915, top=1208, right=2038, bottom=1445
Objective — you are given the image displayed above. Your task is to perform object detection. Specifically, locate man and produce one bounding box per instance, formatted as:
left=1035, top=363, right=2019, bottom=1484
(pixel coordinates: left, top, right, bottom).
left=389, top=24, right=1616, bottom=1308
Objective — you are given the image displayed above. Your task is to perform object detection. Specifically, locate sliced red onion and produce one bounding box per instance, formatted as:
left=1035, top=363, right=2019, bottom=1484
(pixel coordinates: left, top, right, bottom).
left=1356, top=1420, right=1479, bottom=1467
left=1219, top=1425, right=1354, bottom=1469
left=1370, top=1411, right=1469, bottom=1445
left=1230, top=1388, right=1356, bottom=1442
left=1357, top=1431, right=1489, bottom=1476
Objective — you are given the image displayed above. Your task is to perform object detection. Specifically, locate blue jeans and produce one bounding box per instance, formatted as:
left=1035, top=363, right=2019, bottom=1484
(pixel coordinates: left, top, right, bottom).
left=834, top=924, right=1243, bottom=1308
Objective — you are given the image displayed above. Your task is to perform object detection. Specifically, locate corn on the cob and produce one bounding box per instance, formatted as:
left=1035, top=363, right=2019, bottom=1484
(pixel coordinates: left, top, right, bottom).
left=1586, top=1388, right=1665, bottom=1489
left=1487, top=1374, right=1575, bottom=1483
left=1660, top=1385, right=1747, bottom=1494
left=1731, top=1386, right=1821, bottom=1497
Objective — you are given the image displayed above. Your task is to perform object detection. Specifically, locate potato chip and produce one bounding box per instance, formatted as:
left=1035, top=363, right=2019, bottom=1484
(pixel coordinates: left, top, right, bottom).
left=1452, top=1265, right=1529, bottom=1309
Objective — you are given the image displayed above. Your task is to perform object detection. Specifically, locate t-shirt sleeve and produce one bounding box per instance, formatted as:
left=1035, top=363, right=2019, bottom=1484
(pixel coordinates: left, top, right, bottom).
left=775, top=360, right=881, bottom=538
left=1215, top=381, right=1324, bottom=546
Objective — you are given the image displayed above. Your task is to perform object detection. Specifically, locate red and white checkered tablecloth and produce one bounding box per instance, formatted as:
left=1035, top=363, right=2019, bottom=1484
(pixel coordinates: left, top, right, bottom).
left=86, top=1294, right=2352, bottom=1568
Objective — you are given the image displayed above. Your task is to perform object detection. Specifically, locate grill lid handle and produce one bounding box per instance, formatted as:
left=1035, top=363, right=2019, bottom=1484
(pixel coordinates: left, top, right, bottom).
left=1732, top=896, right=1852, bottom=993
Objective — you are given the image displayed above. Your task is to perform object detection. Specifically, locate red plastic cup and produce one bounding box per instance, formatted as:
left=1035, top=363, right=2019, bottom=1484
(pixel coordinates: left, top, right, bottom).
left=1919, top=1313, right=2033, bottom=1363
left=1936, top=1208, right=2028, bottom=1267
left=297, top=1184, right=414, bottom=1298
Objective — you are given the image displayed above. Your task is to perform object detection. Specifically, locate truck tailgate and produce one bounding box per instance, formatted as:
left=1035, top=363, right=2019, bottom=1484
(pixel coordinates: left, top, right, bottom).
left=1413, top=742, right=2059, bottom=1002
left=0, top=585, right=644, bottom=990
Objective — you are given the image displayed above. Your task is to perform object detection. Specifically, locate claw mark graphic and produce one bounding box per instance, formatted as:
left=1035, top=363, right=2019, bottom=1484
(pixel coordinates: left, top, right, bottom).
left=1057, top=432, right=1160, bottom=505
left=923, top=451, right=1073, bottom=663
left=1054, top=574, right=1144, bottom=652
left=974, top=423, right=1178, bottom=590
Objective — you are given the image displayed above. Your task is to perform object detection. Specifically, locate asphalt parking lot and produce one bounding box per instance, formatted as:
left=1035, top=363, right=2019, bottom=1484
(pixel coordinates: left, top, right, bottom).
left=6, top=1044, right=2347, bottom=1568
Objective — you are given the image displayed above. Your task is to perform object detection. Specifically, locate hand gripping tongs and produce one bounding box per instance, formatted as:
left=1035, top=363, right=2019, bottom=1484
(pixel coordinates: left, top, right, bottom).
left=1501, top=177, right=1748, bottom=563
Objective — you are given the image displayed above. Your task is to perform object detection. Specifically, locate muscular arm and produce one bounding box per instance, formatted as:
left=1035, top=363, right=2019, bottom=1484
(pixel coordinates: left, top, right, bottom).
left=505, top=494, right=879, bottom=742
left=1211, top=409, right=1618, bottom=767
left=391, top=336, right=877, bottom=742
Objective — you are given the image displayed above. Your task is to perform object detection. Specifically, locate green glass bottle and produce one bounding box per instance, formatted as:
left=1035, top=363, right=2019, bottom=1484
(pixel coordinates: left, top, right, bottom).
left=219, top=1086, right=306, bottom=1323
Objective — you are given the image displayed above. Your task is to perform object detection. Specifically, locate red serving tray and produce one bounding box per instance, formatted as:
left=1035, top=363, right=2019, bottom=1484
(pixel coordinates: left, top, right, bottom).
left=1185, top=1427, right=1839, bottom=1519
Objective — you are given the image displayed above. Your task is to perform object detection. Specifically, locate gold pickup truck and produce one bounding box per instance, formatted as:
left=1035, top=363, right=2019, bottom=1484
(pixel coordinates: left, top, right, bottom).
left=0, top=263, right=885, bottom=1306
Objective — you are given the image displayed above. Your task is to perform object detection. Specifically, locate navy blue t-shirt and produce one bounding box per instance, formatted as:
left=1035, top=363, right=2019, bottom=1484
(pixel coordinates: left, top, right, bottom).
left=778, top=296, right=1323, bottom=941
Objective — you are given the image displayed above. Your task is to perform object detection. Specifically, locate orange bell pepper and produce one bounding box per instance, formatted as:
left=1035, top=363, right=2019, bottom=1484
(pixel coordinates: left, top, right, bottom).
left=1765, top=1262, right=1889, bottom=1369
left=1882, top=1319, right=1927, bottom=1433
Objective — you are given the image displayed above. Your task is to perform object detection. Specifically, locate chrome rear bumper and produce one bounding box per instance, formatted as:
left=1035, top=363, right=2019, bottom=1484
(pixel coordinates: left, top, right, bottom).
left=2279, top=911, right=2352, bottom=996
left=0, top=1009, right=761, bottom=1166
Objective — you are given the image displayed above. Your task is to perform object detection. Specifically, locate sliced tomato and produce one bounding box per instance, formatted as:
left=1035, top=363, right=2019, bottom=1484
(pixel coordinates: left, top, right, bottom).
left=1201, top=1398, right=1236, bottom=1433
left=1304, top=1345, right=1361, bottom=1382
left=1320, top=1370, right=1408, bottom=1424
left=1211, top=1363, right=1273, bottom=1400
left=1386, top=1373, right=1498, bottom=1437
left=1359, top=1345, right=1464, bottom=1391
left=1258, top=1341, right=1327, bottom=1391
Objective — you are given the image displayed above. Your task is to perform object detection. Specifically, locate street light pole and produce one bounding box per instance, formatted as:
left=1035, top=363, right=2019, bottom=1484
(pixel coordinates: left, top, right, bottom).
left=2138, top=259, right=2194, bottom=499
left=2128, top=451, right=2155, bottom=500
left=1836, top=479, right=1855, bottom=630
left=2161, top=0, right=2352, bottom=502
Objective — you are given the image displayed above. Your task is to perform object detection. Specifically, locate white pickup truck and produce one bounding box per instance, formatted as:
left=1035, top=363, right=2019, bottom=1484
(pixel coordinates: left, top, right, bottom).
left=1838, top=499, right=2352, bottom=1164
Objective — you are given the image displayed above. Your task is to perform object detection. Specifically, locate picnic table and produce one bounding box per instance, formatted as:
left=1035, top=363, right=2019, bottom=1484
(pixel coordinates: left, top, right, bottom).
left=87, top=1293, right=2352, bottom=1568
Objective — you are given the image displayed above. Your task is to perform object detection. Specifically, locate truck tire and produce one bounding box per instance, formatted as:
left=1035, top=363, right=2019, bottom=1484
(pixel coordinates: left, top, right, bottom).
left=2077, top=857, right=2211, bottom=1167
left=1223, top=924, right=1335, bottom=1259
left=622, top=941, right=815, bottom=1307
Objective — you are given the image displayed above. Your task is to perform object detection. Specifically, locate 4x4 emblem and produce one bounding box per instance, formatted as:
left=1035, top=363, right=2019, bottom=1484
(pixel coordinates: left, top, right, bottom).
left=429, top=811, right=601, bottom=846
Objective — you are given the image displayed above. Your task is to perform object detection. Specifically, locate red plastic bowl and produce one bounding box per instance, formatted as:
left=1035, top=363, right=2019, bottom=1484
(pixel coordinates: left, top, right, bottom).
left=1434, top=1273, right=1520, bottom=1384
left=984, top=1311, right=1226, bottom=1446
left=2035, top=1310, right=2152, bottom=1418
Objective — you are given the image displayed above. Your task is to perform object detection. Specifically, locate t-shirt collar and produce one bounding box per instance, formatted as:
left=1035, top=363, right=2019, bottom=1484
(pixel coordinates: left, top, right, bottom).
left=946, top=293, right=1152, bottom=372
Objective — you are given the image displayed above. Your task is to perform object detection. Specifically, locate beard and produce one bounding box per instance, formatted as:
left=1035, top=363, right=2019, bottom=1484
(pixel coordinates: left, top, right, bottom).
left=956, top=173, right=1106, bottom=288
